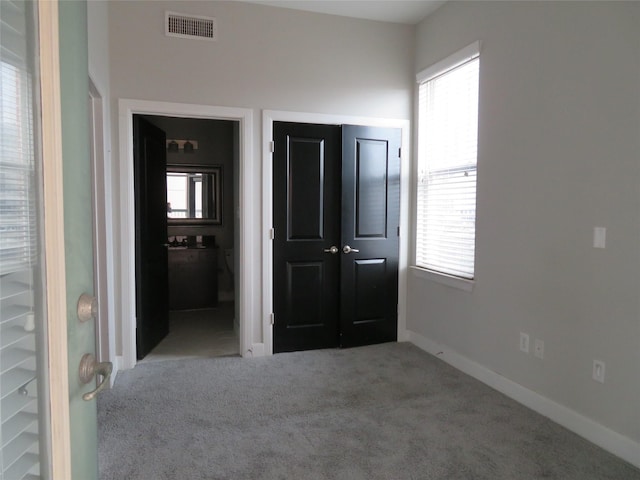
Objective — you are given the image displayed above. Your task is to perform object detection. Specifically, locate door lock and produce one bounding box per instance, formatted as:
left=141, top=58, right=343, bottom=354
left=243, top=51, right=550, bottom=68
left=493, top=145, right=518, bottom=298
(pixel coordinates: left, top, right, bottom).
left=342, top=245, right=360, bottom=254
left=323, top=246, right=339, bottom=254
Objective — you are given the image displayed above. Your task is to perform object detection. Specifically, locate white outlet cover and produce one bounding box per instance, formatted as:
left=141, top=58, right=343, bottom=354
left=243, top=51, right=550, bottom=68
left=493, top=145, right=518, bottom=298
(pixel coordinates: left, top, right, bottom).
left=534, top=339, right=544, bottom=359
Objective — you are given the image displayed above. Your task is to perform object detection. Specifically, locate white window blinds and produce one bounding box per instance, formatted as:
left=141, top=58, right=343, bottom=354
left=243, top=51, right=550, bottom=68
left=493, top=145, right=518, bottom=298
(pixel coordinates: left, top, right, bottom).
left=416, top=52, right=479, bottom=280
left=1, top=1, right=45, bottom=478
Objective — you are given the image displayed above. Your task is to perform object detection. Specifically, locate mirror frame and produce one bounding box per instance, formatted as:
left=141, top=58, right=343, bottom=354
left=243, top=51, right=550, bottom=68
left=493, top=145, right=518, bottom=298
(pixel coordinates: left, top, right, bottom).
left=167, top=164, right=223, bottom=226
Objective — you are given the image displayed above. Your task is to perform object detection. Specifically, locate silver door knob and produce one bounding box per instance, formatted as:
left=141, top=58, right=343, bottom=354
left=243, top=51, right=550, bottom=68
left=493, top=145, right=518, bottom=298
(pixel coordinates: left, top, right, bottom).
left=77, top=293, right=98, bottom=322
left=342, top=245, right=360, bottom=254
left=79, top=353, right=113, bottom=401
left=323, top=246, right=339, bottom=254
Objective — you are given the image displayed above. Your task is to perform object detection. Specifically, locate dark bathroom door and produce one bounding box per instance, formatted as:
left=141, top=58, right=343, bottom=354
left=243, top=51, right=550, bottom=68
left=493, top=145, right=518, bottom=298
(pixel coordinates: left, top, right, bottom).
left=272, top=122, right=400, bottom=353
left=134, top=115, right=170, bottom=358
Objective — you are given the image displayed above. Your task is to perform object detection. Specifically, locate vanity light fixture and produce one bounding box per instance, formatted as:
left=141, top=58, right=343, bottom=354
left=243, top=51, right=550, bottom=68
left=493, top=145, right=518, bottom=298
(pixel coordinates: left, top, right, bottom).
left=166, top=139, right=199, bottom=153
left=167, top=140, right=179, bottom=153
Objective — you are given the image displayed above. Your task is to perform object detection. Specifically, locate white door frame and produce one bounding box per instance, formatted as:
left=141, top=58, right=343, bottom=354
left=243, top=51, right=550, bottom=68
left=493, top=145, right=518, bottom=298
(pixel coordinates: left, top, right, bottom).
left=88, top=77, right=117, bottom=384
left=118, top=99, right=253, bottom=369
left=262, top=110, right=411, bottom=355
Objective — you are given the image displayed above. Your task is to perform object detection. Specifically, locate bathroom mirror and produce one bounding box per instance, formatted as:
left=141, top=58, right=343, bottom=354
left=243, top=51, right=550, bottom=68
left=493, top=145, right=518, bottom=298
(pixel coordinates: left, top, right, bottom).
left=166, top=165, right=222, bottom=225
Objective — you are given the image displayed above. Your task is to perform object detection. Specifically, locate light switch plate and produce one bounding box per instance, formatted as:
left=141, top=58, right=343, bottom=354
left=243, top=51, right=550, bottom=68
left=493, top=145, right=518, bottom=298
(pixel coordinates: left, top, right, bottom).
left=593, top=360, right=605, bottom=383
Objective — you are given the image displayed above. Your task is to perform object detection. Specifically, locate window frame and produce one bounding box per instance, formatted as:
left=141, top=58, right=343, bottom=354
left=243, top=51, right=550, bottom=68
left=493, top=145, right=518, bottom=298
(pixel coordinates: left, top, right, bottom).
left=413, top=42, right=480, bottom=291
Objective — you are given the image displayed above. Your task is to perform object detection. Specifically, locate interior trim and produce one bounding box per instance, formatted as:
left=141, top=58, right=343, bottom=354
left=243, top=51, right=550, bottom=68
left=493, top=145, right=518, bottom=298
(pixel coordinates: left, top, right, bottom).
left=262, top=110, right=411, bottom=355
left=118, top=99, right=253, bottom=368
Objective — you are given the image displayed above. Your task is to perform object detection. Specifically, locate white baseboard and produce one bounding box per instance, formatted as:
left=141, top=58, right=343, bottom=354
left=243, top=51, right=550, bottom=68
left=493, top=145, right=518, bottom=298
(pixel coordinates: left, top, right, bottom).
left=247, top=343, right=265, bottom=357
left=405, top=329, right=640, bottom=470
left=397, top=325, right=410, bottom=342
left=110, top=355, right=124, bottom=387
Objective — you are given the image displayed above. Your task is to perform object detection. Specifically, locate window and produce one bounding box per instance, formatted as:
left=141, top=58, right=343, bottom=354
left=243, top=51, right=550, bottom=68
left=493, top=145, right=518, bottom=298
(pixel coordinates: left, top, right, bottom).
left=1, top=0, right=49, bottom=477
left=415, top=43, right=480, bottom=281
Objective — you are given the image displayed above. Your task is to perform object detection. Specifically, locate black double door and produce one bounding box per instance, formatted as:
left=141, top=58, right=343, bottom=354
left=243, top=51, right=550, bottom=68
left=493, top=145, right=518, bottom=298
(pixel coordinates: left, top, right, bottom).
left=273, top=122, right=401, bottom=353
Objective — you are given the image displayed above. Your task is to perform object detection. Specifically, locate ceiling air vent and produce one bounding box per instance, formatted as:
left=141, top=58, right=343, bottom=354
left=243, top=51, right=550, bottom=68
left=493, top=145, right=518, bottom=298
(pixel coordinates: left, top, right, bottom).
left=165, top=11, right=217, bottom=41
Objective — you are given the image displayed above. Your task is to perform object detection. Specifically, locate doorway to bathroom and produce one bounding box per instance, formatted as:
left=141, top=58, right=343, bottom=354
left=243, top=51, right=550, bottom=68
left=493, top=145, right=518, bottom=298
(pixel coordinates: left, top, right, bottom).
left=133, top=114, right=240, bottom=362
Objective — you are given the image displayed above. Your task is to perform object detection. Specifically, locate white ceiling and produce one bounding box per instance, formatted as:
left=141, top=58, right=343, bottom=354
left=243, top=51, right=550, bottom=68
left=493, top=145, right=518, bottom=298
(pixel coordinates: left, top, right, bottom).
left=239, top=1, right=447, bottom=25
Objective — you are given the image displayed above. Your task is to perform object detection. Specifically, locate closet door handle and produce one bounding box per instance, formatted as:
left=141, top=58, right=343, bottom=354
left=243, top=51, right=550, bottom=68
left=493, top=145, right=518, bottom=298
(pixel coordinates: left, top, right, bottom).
left=323, top=246, right=339, bottom=254
left=342, top=245, right=359, bottom=254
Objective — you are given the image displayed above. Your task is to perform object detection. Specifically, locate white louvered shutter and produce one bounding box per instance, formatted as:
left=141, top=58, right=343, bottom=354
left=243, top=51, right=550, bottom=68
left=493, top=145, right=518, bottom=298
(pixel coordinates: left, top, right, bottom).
left=1, top=1, right=46, bottom=479
left=416, top=56, right=479, bottom=280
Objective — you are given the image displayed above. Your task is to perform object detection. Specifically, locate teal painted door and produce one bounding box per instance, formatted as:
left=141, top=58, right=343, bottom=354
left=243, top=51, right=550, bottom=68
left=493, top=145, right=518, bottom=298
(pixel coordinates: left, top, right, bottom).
left=59, top=1, right=99, bottom=478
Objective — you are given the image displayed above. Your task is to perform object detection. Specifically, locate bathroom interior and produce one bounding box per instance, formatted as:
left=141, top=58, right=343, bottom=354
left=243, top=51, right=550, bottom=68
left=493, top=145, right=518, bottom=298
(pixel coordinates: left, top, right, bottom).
left=139, top=115, right=240, bottom=362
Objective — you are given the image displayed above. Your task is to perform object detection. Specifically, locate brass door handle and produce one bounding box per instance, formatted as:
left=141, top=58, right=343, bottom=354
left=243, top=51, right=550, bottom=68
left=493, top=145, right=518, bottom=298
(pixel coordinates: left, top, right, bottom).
left=342, top=245, right=360, bottom=254
left=79, top=353, right=113, bottom=401
left=323, top=246, right=339, bottom=254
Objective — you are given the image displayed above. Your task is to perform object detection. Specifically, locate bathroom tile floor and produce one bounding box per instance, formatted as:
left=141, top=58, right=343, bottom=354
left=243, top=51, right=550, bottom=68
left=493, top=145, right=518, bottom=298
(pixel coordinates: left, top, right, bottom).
left=140, top=302, right=239, bottom=362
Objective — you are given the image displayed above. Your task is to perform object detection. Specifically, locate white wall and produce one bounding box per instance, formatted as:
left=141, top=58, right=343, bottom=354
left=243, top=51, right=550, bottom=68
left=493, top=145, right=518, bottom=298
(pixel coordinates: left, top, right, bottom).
left=87, top=0, right=110, bottom=88
left=108, top=1, right=414, bottom=353
left=87, top=0, right=117, bottom=367
left=409, top=0, right=640, bottom=455
left=108, top=1, right=413, bottom=117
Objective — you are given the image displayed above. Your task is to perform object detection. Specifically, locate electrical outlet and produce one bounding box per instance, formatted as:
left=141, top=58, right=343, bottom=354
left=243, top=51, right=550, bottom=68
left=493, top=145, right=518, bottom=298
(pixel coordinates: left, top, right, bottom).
left=519, top=333, right=529, bottom=353
left=593, top=360, right=605, bottom=383
left=534, top=339, right=544, bottom=359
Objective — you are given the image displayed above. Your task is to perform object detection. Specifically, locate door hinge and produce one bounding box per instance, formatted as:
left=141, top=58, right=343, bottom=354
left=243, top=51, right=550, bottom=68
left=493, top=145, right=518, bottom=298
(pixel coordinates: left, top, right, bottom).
left=398, top=147, right=402, bottom=158
left=397, top=226, right=400, bottom=237
left=269, top=228, right=275, bottom=240
left=269, top=141, right=275, bottom=153
left=270, top=313, right=275, bottom=325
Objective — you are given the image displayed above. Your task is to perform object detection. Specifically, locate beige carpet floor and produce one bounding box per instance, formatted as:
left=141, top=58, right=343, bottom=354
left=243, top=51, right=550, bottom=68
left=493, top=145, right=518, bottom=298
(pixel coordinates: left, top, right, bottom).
left=140, top=302, right=239, bottom=362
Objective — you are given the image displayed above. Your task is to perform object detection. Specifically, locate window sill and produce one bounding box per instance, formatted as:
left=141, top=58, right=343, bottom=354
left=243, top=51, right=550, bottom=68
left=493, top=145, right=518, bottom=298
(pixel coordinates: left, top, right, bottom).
left=410, top=266, right=474, bottom=292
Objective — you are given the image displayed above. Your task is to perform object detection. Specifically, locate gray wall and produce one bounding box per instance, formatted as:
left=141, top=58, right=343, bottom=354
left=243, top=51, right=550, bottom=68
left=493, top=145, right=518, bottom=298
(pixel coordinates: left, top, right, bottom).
left=409, top=1, right=640, bottom=444
left=108, top=1, right=414, bottom=117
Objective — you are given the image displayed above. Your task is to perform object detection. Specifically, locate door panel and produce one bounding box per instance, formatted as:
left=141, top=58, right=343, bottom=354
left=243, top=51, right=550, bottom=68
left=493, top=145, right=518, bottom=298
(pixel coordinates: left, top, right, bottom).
left=340, top=125, right=401, bottom=348
left=286, top=261, right=325, bottom=327
left=288, top=137, right=325, bottom=239
left=273, top=123, right=341, bottom=352
left=355, top=139, right=389, bottom=238
left=58, top=0, right=99, bottom=478
left=133, top=116, right=169, bottom=359
left=353, top=258, right=388, bottom=323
